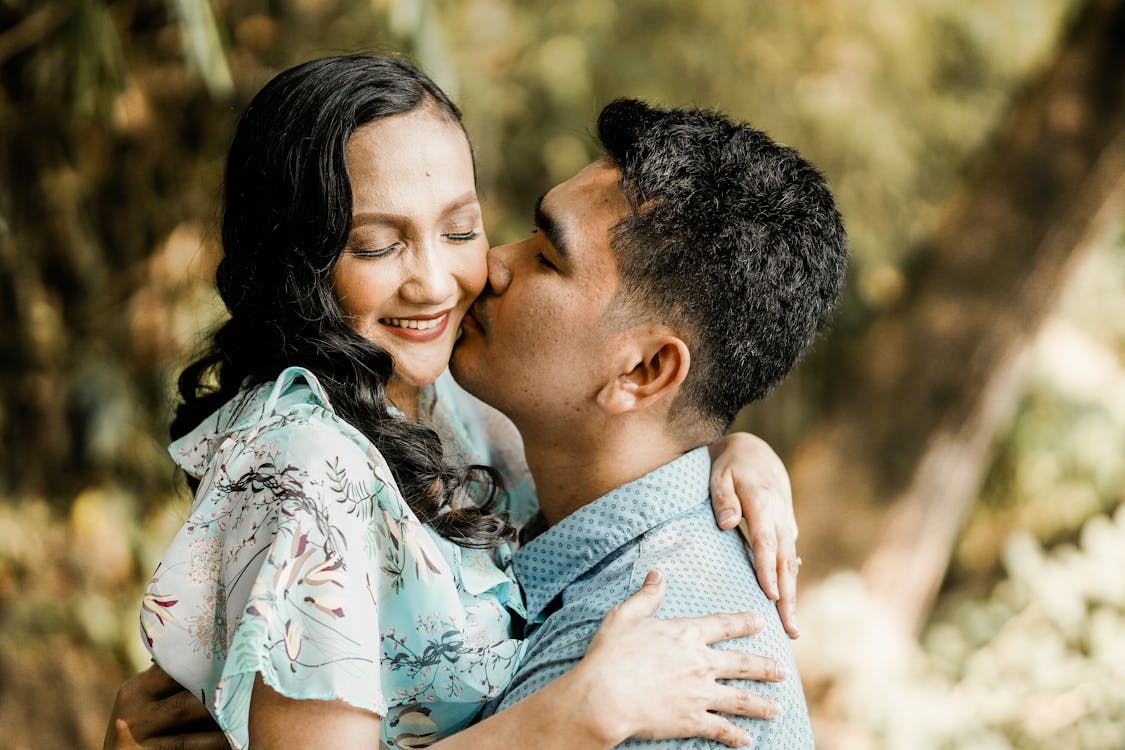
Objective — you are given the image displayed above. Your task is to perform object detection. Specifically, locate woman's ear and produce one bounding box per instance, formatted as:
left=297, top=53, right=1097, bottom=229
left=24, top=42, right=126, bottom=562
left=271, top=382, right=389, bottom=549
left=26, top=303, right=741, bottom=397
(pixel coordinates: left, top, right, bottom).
left=596, top=334, right=691, bottom=415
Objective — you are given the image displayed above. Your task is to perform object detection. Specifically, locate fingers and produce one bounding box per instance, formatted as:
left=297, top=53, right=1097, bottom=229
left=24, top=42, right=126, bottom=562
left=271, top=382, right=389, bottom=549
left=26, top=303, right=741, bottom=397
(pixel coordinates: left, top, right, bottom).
left=112, top=672, right=218, bottom=748
left=614, top=570, right=666, bottom=620
left=709, top=684, right=781, bottom=721
left=157, top=688, right=217, bottom=729
left=106, top=717, right=140, bottom=750
left=746, top=522, right=780, bottom=602
left=710, top=650, right=787, bottom=683
left=151, top=730, right=229, bottom=750
left=682, top=610, right=765, bottom=645
left=109, top=717, right=226, bottom=750
left=776, top=550, right=800, bottom=639
left=124, top=664, right=184, bottom=702
left=693, top=712, right=753, bottom=748
left=709, top=474, right=741, bottom=530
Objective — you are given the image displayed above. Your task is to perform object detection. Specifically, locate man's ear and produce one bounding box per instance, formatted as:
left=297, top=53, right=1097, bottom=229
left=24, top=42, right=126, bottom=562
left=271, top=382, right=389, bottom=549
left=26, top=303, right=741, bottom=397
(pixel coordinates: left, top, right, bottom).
left=596, top=334, right=691, bottom=415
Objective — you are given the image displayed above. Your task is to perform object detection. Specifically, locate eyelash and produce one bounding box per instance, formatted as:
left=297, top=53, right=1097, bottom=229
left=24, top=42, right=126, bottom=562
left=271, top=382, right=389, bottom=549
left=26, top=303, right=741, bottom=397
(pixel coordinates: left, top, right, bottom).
left=350, top=230, right=479, bottom=258
left=529, top=229, right=556, bottom=269
left=351, top=244, right=398, bottom=259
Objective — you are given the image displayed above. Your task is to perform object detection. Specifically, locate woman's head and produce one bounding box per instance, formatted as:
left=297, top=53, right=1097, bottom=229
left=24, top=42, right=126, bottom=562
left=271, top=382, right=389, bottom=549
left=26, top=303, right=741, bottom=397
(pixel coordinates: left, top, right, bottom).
left=218, top=55, right=485, bottom=393
left=176, top=56, right=510, bottom=548
left=332, top=106, right=487, bottom=403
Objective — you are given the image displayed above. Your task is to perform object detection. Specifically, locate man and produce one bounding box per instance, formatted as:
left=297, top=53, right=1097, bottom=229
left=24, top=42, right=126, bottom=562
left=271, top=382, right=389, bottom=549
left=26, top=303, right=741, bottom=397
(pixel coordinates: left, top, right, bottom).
left=105, top=98, right=844, bottom=749
left=451, top=98, right=846, bottom=747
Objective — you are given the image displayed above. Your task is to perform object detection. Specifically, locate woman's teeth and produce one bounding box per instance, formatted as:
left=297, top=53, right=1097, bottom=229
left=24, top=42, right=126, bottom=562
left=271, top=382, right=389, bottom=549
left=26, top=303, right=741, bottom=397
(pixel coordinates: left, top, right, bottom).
left=381, top=315, right=444, bottom=330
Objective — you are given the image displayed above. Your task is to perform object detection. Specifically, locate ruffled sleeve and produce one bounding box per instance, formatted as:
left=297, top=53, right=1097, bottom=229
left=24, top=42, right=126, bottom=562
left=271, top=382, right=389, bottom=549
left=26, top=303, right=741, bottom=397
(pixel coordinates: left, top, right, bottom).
left=210, top=417, right=396, bottom=745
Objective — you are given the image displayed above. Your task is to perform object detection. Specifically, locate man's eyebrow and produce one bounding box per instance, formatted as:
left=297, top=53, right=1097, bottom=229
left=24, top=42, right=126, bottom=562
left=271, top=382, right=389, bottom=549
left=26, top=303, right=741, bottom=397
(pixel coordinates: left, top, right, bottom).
left=534, top=194, right=569, bottom=262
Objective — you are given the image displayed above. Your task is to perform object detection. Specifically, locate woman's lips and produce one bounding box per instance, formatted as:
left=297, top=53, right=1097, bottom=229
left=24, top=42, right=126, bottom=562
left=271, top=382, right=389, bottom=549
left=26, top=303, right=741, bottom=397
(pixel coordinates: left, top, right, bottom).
left=378, top=310, right=452, bottom=342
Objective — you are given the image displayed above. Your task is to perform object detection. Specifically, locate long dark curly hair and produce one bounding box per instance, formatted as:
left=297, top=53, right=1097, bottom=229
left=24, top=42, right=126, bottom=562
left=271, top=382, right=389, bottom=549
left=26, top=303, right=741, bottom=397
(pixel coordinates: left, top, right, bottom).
left=173, top=55, right=513, bottom=548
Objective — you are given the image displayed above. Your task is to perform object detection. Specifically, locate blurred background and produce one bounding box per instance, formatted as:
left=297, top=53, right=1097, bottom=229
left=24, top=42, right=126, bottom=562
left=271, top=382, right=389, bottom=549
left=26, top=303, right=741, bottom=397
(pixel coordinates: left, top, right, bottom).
left=1, top=0, right=1123, bottom=747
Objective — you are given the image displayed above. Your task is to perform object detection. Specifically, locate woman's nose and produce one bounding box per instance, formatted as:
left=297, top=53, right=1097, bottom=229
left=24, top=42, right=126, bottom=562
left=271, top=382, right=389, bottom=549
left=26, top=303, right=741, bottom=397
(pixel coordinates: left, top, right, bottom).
left=401, top=242, right=458, bottom=302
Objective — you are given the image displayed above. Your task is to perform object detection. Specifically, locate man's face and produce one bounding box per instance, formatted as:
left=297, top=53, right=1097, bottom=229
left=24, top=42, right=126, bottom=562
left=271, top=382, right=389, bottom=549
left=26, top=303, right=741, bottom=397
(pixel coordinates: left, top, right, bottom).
left=451, top=160, right=630, bottom=430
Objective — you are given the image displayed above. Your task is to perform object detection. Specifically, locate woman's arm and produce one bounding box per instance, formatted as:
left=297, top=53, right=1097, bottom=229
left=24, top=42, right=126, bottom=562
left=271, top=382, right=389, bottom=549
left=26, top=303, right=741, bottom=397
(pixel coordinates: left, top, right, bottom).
left=244, top=571, right=783, bottom=750
left=249, top=676, right=382, bottom=748
left=708, top=431, right=801, bottom=639
left=433, top=571, right=782, bottom=749
left=107, top=575, right=784, bottom=750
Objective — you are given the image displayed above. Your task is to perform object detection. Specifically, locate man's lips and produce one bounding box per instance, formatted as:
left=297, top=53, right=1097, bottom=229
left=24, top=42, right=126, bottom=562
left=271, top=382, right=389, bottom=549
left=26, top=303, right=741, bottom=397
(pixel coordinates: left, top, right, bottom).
left=378, top=309, right=452, bottom=342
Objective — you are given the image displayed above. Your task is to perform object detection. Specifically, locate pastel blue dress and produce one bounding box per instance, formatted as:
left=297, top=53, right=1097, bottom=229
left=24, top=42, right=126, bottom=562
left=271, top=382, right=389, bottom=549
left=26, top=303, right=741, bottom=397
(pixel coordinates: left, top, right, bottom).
left=140, top=366, right=538, bottom=749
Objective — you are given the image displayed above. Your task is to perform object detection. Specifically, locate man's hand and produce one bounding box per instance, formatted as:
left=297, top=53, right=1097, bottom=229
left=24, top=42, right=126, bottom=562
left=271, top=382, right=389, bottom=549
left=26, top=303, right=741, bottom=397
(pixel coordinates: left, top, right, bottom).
left=103, top=664, right=225, bottom=750
left=709, top=431, right=801, bottom=639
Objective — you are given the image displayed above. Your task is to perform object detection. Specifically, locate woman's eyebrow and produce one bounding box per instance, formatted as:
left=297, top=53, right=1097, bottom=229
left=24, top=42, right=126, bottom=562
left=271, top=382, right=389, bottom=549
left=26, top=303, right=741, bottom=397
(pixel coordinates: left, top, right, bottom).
left=352, top=191, right=481, bottom=226
left=442, top=191, right=483, bottom=216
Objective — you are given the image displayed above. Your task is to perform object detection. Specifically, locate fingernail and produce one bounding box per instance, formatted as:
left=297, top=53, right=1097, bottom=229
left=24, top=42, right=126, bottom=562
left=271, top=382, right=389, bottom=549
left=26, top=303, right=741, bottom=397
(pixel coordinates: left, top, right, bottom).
left=774, top=664, right=787, bottom=680
left=645, top=569, right=663, bottom=584
left=718, top=509, right=738, bottom=528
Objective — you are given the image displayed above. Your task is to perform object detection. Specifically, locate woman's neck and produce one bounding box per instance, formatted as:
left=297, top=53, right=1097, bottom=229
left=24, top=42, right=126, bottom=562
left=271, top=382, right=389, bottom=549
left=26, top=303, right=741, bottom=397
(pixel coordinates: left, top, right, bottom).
left=386, top=380, right=420, bottom=419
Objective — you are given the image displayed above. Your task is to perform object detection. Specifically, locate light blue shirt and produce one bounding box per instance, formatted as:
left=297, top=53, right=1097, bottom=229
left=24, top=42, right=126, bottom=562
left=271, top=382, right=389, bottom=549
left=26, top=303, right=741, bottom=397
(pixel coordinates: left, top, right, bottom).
left=142, top=367, right=536, bottom=749
left=488, top=447, right=814, bottom=749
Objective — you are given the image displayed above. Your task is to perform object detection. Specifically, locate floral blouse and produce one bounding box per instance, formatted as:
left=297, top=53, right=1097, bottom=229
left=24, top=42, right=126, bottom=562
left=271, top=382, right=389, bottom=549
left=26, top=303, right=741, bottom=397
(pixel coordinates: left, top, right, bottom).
left=140, top=366, right=537, bottom=749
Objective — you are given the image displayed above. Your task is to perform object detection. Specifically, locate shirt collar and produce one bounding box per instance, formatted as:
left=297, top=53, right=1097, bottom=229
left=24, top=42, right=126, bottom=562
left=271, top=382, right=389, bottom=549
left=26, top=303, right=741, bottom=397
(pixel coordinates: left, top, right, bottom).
left=513, top=447, right=711, bottom=623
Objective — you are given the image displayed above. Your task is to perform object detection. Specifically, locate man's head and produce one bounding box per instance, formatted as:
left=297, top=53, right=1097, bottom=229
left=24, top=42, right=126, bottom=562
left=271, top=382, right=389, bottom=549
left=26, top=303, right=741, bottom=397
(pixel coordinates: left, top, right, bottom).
left=597, top=99, right=847, bottom=434
left=453, top=99, right=846, bottom=446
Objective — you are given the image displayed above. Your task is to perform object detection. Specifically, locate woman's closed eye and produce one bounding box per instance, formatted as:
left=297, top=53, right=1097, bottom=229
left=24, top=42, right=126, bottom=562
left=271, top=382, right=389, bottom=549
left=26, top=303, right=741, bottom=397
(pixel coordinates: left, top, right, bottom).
left=349, top=243, right=399, bottom=259
left=443, top=230, right=480, bottom=241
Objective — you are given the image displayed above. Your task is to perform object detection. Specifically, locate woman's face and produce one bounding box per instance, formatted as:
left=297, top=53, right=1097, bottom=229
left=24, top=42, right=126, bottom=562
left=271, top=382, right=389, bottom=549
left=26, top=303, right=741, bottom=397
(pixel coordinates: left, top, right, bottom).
left=332, top=106, right=488, bottom=405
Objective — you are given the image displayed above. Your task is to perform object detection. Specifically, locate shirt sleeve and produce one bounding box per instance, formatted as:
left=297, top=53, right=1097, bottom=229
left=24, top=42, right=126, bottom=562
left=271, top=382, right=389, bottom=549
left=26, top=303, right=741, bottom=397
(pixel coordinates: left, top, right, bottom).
left=207, top=416, right=399, bottom=743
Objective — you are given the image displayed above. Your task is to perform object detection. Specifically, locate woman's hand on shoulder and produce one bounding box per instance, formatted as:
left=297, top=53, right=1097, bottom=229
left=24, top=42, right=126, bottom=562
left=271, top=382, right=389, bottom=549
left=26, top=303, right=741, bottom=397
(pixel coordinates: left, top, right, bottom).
left=574, top=570, right=786, bottom=748
left=708, top=431, right=801, bottom=638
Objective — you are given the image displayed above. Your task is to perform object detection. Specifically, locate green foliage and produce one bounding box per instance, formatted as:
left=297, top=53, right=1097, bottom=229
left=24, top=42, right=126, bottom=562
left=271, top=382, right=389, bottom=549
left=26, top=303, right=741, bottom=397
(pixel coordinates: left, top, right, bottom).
left=1, top=0, right=1121, bottom=746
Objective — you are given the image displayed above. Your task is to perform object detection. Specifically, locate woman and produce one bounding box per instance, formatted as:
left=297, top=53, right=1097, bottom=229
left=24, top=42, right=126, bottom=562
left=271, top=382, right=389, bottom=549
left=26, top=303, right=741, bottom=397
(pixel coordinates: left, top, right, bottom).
left=138, top=55, right=798, bottom=749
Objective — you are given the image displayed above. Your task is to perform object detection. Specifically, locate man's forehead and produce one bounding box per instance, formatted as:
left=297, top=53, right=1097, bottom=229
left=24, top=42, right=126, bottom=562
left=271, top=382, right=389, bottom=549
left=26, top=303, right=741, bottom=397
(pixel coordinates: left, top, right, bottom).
left=544, top=158, right=625, bottom=205
left=541, top=159, right=628, bottom=226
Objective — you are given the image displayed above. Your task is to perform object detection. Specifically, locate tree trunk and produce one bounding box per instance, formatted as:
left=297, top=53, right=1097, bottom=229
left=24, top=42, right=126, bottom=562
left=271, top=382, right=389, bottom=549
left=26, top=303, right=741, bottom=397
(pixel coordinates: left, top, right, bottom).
left=788, top=0, right=1125, bottom=636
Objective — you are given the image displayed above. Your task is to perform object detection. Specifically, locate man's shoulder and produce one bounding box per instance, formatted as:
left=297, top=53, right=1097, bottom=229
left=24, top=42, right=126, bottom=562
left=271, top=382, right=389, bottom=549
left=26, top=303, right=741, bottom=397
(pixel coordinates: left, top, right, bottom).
left=512, top=504, right=813, bottom=748
left=634, top=503, right=769, bottom=615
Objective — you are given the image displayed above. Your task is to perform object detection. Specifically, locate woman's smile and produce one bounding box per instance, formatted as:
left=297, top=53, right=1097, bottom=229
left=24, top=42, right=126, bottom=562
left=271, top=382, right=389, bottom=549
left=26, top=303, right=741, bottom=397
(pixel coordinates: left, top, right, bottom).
left=378, top=309, right=452, bottom=341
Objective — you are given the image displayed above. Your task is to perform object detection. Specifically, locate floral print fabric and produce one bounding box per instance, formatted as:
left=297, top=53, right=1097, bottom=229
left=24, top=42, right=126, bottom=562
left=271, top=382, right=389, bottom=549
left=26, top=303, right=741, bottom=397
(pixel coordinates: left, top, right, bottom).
left=141, top=367, right=532, bottom=749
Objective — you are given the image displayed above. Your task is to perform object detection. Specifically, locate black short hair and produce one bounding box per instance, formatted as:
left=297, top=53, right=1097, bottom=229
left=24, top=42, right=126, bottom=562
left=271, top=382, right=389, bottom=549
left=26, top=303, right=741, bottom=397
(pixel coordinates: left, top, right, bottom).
left=598, top=98, right=847, bottom=431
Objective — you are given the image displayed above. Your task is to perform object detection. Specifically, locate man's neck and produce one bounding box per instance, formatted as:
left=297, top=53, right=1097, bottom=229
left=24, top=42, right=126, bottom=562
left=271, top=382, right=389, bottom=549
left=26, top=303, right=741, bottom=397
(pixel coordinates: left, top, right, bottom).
left=519, top=418, right=694, bottom=526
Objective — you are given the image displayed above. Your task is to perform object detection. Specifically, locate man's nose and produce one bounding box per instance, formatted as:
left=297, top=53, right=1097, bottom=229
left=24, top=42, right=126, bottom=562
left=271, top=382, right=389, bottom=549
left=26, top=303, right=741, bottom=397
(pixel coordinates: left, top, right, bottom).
left=485, top=243, right=514, bottom=295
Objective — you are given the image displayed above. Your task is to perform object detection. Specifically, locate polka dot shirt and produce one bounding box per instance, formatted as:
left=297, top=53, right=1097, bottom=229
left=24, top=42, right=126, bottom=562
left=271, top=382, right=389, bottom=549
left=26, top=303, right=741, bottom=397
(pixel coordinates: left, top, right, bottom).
left=484, top=447, right=814, bottom=748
